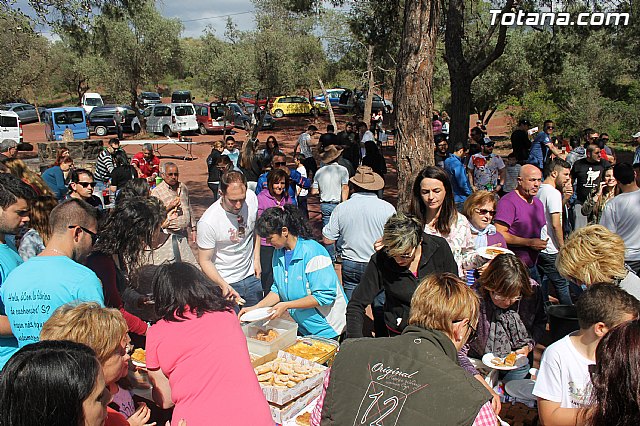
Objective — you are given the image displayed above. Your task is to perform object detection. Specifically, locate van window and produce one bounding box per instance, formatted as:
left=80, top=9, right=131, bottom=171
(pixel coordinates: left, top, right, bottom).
left=84, top=98, right=103, bottom=107
left=54, top=111, right=84, bottom=125
left=174, top=105, right=194, bottom=116
left=0, top=115, right=18, bottom=127
left=143, top=108, right=152, bottom=117
left=154, top=106, right=171, bottom=117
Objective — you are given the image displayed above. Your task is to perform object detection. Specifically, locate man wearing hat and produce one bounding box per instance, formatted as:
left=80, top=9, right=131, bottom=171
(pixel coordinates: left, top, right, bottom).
left=467, top=136, right=506, bottom=193
left=311, top=145, right=350, bottom=260
left=632, top=131, right=640, bottom=165
left=322, top=166, right=396, bottom=298
left=511, top=119, right=531, bottom=165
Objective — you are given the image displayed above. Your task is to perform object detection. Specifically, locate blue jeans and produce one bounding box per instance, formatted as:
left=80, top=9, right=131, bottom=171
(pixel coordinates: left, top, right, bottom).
left=341, top=259, right=368, bottom=300
left=537, top=252, right=572, bottom=305
left=230, top=275, right=263, bottom=308
left=321, top=202, right=338, bottom=261
left=500, top=361, right=531, bottom=383
left=528, top=265, right=542, bottom=285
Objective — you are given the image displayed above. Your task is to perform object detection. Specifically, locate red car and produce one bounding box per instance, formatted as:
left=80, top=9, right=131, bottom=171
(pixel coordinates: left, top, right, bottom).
left=193, top=103, right=235, bottom=135
left=240, top=92, right=275, bottom=108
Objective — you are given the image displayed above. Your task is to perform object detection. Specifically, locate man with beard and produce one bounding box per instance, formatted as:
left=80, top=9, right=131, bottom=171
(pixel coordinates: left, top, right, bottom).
left=0, top=199, right=103, bottom=367
left=0, top=174, right=35, bottom=368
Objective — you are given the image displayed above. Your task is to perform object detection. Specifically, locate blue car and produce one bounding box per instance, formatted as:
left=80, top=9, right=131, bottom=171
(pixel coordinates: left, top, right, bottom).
left=313, top=88, right=345, bottom=107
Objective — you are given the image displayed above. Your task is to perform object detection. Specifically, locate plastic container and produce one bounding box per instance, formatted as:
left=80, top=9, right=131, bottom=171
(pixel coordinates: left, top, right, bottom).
left=243, top=318, right=298, bottom=356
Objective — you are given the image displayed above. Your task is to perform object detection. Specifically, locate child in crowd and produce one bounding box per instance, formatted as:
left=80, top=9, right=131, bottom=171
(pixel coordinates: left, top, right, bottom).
left=533, top=284, right=640, bottom=426
left=294, top=153, right=309, bottom=219
left=222, top=136, right=240, bottom=170
left=502, top=152, right=521, bottom=194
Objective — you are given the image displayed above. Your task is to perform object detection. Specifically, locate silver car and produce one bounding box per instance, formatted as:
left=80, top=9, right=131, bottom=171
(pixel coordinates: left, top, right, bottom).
left=0, top=103, right=40, bottom=123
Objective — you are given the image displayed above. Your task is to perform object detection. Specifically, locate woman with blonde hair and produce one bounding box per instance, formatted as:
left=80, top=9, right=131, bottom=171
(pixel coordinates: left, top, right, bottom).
left=40, top=302, right=152, bottom=426
left=557, top=224, right=640, bottom=300
left=319, top=273, right=497, bottom=425
left=18, top=195, right=58, bottom=260
left=3, top=158, right=54, bottom=196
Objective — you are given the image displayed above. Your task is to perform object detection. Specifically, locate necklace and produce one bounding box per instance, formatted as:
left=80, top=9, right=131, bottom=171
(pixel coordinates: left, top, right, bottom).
left=48, top=247, right=68, bottom=257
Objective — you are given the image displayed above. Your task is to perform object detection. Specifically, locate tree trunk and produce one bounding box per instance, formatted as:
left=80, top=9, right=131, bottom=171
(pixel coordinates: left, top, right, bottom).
left=448, top=71, right=473, bottom=148
left=393, top=0, right=440, bottom=212
left=363, top=44, right=375, bottom=128
left=318, top=78, right=337, bottom=131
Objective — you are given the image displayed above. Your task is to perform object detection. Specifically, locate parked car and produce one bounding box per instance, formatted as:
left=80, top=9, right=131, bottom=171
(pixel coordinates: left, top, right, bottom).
left=0, top=103, right=40, bottom=124
left=42, top=107, right=89, bottom=141
left=0, top=110, right=23, bottom=143
left=143, top=103, right=198, bottom=136
left=171, top=90, right=193, bottom=104
left=87, top=105, right=139, bottom=136
left=239, top=92, right=272, bottom=108
left=81, top=92, right=104, bottom=114
left=228, top=103, right=275, bottom=130
left=193, top=103, right=235, bottom=135
left=270, top=96, right=319, bottom=118
left=338, top=89, right=393, bottom=114
left=138, top=92, right=161, bottom=109
left=313, top=88, right=345, bottom=107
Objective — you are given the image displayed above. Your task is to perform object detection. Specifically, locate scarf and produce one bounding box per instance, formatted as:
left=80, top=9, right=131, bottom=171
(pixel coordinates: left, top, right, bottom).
left=484, top=303, right=532, bottom=358
left=470, top=222, right=496, bottom=249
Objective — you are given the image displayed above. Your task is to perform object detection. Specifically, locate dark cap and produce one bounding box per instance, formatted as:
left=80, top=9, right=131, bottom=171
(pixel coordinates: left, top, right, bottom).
left=480, top=137, right=494, bottom=146
left=518, top=119, right=531, bottom=126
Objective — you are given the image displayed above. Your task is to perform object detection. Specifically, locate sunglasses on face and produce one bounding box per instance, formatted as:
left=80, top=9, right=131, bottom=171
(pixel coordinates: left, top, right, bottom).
left=546, top=126, right=554, bottom=130
left=274, top=161, right=287, bottom=167
left=76, top=181, right=96, bottom=188
left=474, top=208, right=496, bottom=216
left=68, top=225, right=98, bottom=245
left=453, top=319, right=477, bottom=342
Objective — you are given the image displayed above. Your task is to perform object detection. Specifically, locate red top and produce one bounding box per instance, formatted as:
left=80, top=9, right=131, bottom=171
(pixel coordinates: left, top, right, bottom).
left=131, top=151, right=160, bottom=178
left=85, top=254, right=148, bottom=335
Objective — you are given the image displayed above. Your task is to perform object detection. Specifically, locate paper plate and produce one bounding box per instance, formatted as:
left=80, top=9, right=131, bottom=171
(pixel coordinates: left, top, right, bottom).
left=477, top=246, right=515, bottom=260
left=131, top=359, right=146, bottom=368
left=482, top=352, right=528, bottom=371
left=239, top=307, right=273, bottom=322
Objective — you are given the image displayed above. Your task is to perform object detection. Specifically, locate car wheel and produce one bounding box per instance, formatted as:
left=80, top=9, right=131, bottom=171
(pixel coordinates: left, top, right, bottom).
left=95, top=126, right=108, bottom=137
left=199, top=124, right=208, bottom=135
left=162, top=125, right=172, bottom=137
left=273, top=109, right=284, bottom=118
left=133, top=123, right=141, bottom=134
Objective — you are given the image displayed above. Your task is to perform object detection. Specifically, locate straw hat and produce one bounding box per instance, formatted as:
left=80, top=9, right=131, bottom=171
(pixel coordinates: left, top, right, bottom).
left=350, top=166, right=384, bottom=191
left=320, top=145, right=344, bottom=164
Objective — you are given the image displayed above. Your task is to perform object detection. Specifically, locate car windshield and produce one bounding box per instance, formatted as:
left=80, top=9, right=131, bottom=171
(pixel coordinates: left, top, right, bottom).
left=54, top=111, right=85, bottom=125
left=143, top=93, right=160, bottom=100
left=175, top=105, right=194, bottom=116
left=85, top=98, right=103, bottom=106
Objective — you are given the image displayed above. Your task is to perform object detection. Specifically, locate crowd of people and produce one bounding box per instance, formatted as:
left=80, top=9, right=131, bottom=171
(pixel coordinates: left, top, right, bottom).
left=0, top=114, right=638, bottom=426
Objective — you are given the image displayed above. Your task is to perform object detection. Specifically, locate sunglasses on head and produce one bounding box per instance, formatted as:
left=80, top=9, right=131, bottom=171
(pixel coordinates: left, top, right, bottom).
left=68, top=225, right=98, bottom=245
left=76, top=181, right=96, bottom=188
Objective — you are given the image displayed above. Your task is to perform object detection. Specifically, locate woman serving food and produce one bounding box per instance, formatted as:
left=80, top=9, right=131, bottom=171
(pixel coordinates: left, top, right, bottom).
left=239, top=205, right=347, bottom=339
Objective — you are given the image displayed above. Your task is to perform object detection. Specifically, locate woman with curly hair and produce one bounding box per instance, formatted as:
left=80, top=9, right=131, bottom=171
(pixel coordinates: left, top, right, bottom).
left=86, top=196, right=166, bottom=335
left=240, top=205, right=347, bottom=339
left=4, top=158, right=54, bottom=197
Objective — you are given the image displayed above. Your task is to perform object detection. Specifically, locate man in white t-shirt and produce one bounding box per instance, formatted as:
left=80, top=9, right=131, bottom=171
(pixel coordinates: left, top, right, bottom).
left=536, top=158, right=572, bottom=305
left=294, top=125, right=318, bottom=178
left=533, top=284, right=639, bottom=426
left=600, top=162, right=640, bottom=276
left=197, top=170, right=262, bottom=306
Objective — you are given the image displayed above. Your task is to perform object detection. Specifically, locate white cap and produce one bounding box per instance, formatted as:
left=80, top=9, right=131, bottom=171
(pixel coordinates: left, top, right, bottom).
left=633, top=132, right=640, bottom=138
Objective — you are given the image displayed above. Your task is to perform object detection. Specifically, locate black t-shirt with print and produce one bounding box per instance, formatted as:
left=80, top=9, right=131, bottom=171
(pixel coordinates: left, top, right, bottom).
left=572, top=158, right=610, bottom=202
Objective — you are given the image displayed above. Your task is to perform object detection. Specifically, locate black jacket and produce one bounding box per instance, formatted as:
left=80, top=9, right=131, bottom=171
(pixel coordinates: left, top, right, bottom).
left=346, top=233, right=458, bottom=338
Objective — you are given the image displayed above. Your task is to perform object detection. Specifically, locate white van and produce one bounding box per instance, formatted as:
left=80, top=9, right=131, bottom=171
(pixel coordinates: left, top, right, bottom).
left=81, top=92, right=104, bottom=114
left=0, top=110, right=23, bottom=143
left=143, top=103, right=198, bottom=136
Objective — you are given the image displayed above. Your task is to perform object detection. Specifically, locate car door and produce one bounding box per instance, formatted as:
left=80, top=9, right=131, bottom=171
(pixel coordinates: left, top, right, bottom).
left=143, top=107, right=155, bottom=132
left=22, top=105, right=37, bottom=122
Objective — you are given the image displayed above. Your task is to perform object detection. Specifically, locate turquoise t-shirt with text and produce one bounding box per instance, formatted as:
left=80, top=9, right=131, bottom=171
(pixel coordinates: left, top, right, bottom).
left=0, top=242, right=23, bottom=369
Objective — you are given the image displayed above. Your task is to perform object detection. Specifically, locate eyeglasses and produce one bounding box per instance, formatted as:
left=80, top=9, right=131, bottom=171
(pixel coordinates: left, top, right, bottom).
left=76, top=181, right=96, bottom=188
left=493, top=293, right=522, bottom=303
left=474, top=208, right=496, bottom=216
left=398, top=247, right=417, bottom=259
left=274, top=161, right=287, bottom=167
left=453, top=319, right=477, bottom=342
left=165, top=172, right=179, bottom=176
left=237, top=215, right=245, bottom=239
left=68, top=225, right=98, bottom=245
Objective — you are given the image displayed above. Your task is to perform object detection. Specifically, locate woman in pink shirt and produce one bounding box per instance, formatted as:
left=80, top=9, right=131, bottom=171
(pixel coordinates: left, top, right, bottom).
left=146, top=262, right=273, bottom=426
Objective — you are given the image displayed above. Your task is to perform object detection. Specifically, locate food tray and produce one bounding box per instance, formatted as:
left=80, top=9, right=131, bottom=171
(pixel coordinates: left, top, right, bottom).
left=284, top=336, right=339, bottom=365
left=243, top=318, right=298, bottom=356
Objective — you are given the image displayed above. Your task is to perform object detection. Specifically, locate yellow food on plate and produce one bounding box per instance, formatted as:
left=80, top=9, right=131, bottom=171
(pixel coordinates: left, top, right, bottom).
left=131, top=348, right=146, bottom=364
left=284, top=339, right=336, bottom=362
left=296, top=412, right=311, bottom=426
left=485, top=248, right=505, bottom=257
left=254, top=359, right=324, bottom=388
left=491, top=352, right=517, bottom=367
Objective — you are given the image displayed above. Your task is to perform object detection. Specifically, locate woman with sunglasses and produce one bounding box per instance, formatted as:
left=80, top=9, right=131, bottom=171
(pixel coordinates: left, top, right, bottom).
left=459, top=254, right=546, bottom=410
left=409, top=166, right=482, bottom=277
left=345, top=213, right=458, bottom=338
left=86, top=197, right=166, bottom=336
left=462, top=191, right=507, bottom=285
left=239, top=205, right=348, bottom=339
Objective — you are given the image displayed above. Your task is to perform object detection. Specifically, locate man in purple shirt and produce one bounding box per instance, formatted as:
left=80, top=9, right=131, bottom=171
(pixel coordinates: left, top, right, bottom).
left=495, top=164, right=547, bottom=283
